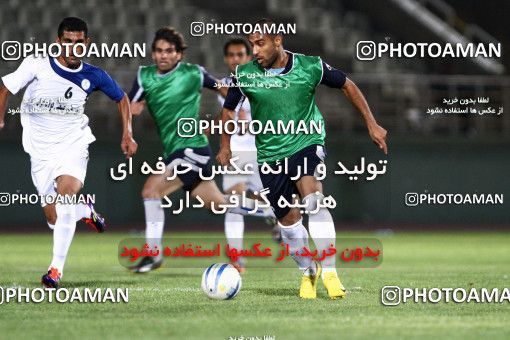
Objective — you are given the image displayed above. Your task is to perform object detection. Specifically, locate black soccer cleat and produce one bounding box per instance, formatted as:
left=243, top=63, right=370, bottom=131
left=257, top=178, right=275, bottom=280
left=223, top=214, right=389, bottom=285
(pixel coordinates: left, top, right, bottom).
left=41, top=267, right=61, bottom=288
left=82, top=202, right=106, bottom=233
left=128, top=256, right=163, bottom=273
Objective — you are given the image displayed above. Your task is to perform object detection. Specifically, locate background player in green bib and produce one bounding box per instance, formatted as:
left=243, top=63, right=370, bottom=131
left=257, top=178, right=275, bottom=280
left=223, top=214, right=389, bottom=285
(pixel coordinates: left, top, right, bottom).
left=217, top=20, right=388, bottom=299
left=128, top=27, right=273, bottom=273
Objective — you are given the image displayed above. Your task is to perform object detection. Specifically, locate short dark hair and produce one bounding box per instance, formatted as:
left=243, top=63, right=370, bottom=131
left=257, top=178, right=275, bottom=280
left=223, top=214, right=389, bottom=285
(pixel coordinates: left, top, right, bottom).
left=58, top=17, right=88, bottom=38
left=223, top=37, right=252, bottom=56
left=152, top=27, right=187, bottom=52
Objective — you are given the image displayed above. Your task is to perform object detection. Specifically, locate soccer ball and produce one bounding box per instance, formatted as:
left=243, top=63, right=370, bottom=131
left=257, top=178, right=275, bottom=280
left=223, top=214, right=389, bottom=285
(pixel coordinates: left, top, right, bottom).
left=201, top=263, right=242, bottom=300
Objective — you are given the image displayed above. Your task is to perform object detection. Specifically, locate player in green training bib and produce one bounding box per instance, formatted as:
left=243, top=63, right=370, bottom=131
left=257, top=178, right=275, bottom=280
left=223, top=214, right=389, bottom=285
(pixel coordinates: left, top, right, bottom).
left=217, top=19, right=388, bottom=299
left=127, top=27, right=274, bottom=273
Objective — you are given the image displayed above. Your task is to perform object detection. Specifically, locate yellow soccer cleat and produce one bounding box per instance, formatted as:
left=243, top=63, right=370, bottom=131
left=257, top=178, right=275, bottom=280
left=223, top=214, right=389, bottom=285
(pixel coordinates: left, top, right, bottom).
left=299, top=262, right=322, bottom=299
left=322, top=272, right=347, bottom=299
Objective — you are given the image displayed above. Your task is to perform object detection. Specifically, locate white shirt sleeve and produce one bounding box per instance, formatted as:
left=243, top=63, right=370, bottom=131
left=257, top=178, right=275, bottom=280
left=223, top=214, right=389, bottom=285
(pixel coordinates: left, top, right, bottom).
left=1, top=55, right=38, bottom=95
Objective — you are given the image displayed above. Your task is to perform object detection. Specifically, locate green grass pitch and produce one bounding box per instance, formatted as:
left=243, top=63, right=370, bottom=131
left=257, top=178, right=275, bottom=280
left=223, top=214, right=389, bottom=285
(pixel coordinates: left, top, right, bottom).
left=0, top=231, right=509, bottom=339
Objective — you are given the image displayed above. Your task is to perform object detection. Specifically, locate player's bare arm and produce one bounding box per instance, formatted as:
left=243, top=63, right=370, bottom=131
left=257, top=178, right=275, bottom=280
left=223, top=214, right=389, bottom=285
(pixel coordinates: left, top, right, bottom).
left=342, top=78, right=388, bottom=154
left=130, top=99, right=146, bottom=116
left=216, top=80, right=228, bottom=97
left=216, top=107, right=235, bottom=166
left=118, top=93, right=138, bottom=158
left=0, top=84, right=10, bottom=129
left=209, top=104, right=235, bottom=137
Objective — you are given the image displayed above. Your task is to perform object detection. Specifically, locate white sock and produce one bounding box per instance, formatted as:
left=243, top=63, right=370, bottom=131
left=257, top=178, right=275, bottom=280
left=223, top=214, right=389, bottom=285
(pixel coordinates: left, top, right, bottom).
left=74, top=203, right=92, bottom=221
left=307, top=204, right=337, bottom=277
left=144, top=199, right=164, bottom=258
left=226, top=196, right=275, bottom=218
left=225, top=212, right=244, bottom=263
left=50, top=203, right=77, bottom=277
left=47, top=223, right=55, bottom=230
left=280, top=218, right=315, bottom=274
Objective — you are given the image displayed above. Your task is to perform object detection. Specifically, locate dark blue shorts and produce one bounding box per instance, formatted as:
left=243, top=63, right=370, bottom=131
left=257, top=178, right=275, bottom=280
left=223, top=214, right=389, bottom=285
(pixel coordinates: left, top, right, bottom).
left=259, top=144, right=326, bottom=219
left=164, top=146, right=213, bottom=191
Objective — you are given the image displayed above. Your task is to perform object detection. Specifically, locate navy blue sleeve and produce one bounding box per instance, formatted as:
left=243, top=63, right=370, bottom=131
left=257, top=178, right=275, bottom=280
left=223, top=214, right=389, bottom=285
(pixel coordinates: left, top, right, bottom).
left=320, top=61, right=347, bottom=89
left=223, top=77, right=243, bottom=110
left=128, top=76, right=145, bottom=102
left=200, top=66, right=218, bottom=90
left=98, top=70, right=125, bottom=102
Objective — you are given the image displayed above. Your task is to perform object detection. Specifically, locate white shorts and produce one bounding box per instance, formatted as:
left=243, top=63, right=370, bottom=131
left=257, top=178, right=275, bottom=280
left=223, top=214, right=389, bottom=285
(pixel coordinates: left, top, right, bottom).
left=30, top=147, right=89, bottom=206
left=222, top=150, right=263, bottom=193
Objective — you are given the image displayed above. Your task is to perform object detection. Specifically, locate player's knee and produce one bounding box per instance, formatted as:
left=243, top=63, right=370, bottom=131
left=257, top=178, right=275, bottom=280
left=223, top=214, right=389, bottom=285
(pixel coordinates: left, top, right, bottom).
left=57, top=183, right=80, bottom=196
left=302, top=192, right=325, bottom=212
left=141, top=185, right=160, bottom=199
left=303, top=192, right=334, bottom=221
left=279, top=209, right=301, bottom=226
left=46, top=214, right=57, bottom=225
left=56, top=176, right=82, bottom=196
left=59, top=188, right=74, bottom=196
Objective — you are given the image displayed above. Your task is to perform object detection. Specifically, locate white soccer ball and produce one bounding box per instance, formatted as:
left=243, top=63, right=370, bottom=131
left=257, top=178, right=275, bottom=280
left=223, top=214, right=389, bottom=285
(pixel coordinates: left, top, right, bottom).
left=201, top=263, right=242, bottom=300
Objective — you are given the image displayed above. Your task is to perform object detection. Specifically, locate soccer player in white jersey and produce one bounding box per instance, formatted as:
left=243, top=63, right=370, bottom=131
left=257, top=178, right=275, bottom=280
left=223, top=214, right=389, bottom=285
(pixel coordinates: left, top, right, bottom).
left=217, top=37, right=280, bottom=272
left=0, top=17, right=138, bottom=288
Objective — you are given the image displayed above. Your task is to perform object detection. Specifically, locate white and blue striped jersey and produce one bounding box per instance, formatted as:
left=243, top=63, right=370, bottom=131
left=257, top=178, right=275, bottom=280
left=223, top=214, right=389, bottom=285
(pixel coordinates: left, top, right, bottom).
left=1, top=55, right=124, bottom=160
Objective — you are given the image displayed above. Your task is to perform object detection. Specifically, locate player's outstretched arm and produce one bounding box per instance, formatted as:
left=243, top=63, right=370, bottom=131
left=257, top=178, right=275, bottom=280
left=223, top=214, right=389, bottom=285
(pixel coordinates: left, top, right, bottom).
left=201, top=66, right=228, bottom=97
left=130, top=100, right=146, bottom=116
left=216, top=107, right=235, bottom=166
left=0, top=85, right=10, bottom=130
left=342, top=78, right=388, bottom=154
left=117, top=93, right=138, bottom=158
